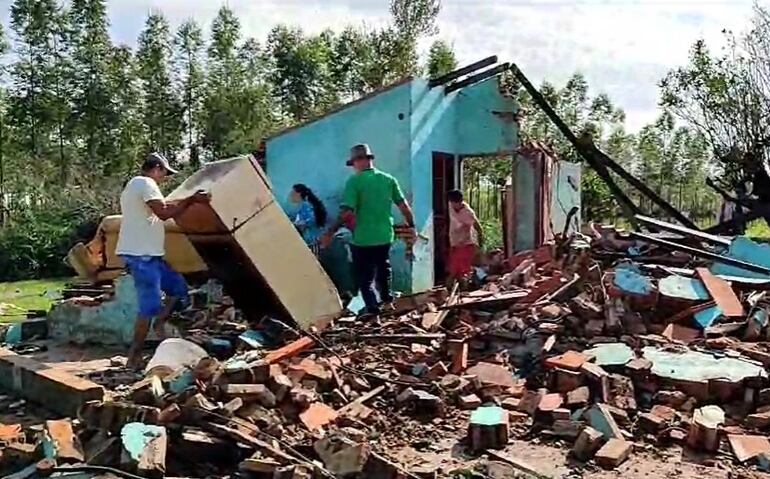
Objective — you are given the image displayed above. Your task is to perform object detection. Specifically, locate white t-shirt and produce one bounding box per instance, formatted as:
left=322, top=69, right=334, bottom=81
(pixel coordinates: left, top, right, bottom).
left=116, top=176, right=166, bottom=256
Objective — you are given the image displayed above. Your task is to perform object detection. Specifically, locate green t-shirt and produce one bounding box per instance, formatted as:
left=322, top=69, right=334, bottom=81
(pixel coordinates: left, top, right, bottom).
left=342, top=168, right=405, bottom=246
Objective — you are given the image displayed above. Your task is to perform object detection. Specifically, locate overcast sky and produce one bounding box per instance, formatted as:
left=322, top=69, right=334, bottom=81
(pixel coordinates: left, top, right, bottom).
left=2, top=0, right=758, bottom=131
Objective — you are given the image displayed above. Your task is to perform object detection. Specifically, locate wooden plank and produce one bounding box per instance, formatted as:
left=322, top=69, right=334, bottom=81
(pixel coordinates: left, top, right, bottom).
left=696, top=268, right=745, bottom=317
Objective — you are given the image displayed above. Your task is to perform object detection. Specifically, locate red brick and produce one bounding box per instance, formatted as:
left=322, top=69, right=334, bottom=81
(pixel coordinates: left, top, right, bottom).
left=545, top=351, right=589, bottom=371
left=638, top=412, right=665, bottom=432
left=0, top=424, right=23, bottom=444
left=567, top=386, right=590, bottom=408
left=625, top=358, right=652, bottom=374
left=517, top=390, right=542, bottom=416
left=264, top=337, right=315, bottom=364
left=299, top=403, right=338, bottom=431
left=595, top=439, right=632, bottom=469
left=448, top=340, right=468, bottom=374
left=572, top=426, right=604, bottom=461
left=501, top=397, right=520, bottom=410
left=746, top=411, right=770, bottom=430
left=552, top=408, right=571, bottom=421
left=554, top=368, right=584, bottom=393
left=466, top=362, right=515, bottom=388
left=650, top=405, right=676, bottom=422
left=538, top=393, right=563, bottom=413
left=662, top=324, right=700, bottom=344
left=459, top=394, right=482, bottom=410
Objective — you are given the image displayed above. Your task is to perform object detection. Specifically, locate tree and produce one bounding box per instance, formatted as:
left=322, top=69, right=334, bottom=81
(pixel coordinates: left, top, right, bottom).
left=390, top=0, right=441, bottom=39
left=660, top=4, right=770, bottom=190
left=427, top=40, right=456, bottom=78
left=107, top=45, right=143, bottom=175
left=9, top=0, right=64, bottom=163
left=69, top=0, right=116, bottom=172
left=174, top=19, right=204, bottom=166
left=204, top=7, right=280, bottom=159
left=136, top=12, right=183, bottom=159
left=266, top=25, right=337, bottom=122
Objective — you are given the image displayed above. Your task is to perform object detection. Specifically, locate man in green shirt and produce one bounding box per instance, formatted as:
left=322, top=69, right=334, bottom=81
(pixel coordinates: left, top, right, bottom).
left=324, top=144, right=415, bottom=316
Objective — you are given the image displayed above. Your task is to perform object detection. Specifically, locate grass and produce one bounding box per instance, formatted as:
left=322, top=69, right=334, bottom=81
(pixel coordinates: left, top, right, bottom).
left=0, top=278, right=67, bottom=323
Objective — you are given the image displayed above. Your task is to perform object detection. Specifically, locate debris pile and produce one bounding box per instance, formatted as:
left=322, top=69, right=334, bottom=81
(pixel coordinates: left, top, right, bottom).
left=6, top=220, right=770, bottom=477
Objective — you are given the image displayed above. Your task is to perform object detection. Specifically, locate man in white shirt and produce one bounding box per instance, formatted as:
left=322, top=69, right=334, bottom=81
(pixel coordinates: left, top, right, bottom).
left=117, top=152, right=210, bottom=369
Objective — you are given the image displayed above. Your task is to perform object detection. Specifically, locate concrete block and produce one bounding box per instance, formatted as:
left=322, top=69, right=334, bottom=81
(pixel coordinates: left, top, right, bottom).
left=0, top=347, right=104, bottom=416
left=595, top=439, right=632, bottom=469
left=567, top=386, right=590, bottom=408
left=469, top=406, right=509, bottom=451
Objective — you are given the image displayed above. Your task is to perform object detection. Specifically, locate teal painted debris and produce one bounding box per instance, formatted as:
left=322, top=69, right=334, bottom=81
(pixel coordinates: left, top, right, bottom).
left=470, top=406, right=507, bottom=426
left=712, top=236, right=770, bottom=280
left=614, top=264, right=653, bottom=295
left=121, top=422, right=166, bottom=461
left=658, top=275, right=708, bottom=300
left=642, top=346, right=767, bottom=382
left=585, top=343, right=635, bottom=367
left=694, top=305, right=724, bottom=329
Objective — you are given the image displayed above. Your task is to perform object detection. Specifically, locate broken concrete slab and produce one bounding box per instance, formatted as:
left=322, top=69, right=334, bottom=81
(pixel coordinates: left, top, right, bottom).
left=642, top=346, right=767, bottom=383
left=167, top=155, right=342, bottom=329
left=584, top=343, right=635, bottom=367
left=0, top=347, right=104, bottom=416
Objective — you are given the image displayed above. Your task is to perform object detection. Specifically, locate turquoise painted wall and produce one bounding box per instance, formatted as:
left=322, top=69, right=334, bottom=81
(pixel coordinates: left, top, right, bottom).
left=267, top=84, right=414, bottom=291
left=267, top=76, right=519, bottom=293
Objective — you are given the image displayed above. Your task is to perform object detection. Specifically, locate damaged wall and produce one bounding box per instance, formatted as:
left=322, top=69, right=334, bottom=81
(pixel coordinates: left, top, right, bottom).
left=266, top=76, right=519, bottom=293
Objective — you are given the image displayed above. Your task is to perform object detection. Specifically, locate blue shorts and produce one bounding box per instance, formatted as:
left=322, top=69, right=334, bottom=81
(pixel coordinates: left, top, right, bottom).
left=121, top=256, right=189, bottom=318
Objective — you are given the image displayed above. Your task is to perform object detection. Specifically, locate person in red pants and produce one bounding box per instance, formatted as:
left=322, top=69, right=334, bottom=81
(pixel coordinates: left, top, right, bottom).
left=447, top=190, right=483, bottom=284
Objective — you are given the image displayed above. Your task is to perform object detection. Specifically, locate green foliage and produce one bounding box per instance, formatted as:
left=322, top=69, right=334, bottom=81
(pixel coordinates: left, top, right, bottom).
left=427, top=40, right=457, bottom=78
left=660, top=4, right=770, bottom=191
left=0, top=0, right=448, bottom=281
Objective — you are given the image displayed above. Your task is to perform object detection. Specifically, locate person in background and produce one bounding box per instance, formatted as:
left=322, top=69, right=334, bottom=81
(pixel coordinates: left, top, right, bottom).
left=117, top=152, right=211, bottom=370
left=447, top=189, right=484, bottom=284
left=323, top=144, right=415, bottom=317
left=289, top=183, right=327, bottom=255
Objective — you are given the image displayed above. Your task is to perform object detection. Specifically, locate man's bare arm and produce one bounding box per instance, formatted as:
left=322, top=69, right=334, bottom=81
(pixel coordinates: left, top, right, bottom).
left=473, top=218, right=484, bottom=246
left=147, top=191, right=210, bottom=221
left=396, top=200, right=415, bottom=227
